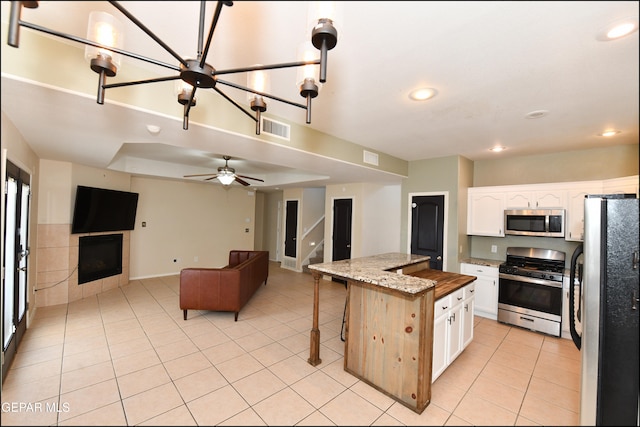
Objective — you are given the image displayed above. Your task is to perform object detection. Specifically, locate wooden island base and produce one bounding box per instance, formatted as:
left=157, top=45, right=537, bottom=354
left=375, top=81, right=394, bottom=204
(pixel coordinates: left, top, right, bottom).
left=345, top=280, right=435, bottom=413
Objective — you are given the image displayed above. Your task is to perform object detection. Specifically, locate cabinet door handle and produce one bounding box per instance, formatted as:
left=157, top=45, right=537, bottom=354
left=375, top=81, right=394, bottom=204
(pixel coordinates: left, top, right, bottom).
left=465, top=304, right=469, bottom=312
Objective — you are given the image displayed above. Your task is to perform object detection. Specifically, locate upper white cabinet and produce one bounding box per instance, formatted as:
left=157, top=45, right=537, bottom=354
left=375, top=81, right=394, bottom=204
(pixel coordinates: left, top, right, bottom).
left=467, top=190, right=505, bottom=237
left=505, top=188, right=566, bottom=209
left=566, top=181, right=602, bottom=241
left=602, top=175, right=639, bottom=197
left=467, top=176, right=638, bottom=239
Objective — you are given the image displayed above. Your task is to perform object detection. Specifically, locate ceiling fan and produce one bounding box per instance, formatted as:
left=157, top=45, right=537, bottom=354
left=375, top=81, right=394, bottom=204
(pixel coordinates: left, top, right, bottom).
left=183, top=156, right=265, bottom=186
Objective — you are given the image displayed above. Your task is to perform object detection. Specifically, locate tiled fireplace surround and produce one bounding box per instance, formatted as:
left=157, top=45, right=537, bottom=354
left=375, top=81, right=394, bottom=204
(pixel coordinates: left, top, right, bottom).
left=35, top=224, right=130, bottom=307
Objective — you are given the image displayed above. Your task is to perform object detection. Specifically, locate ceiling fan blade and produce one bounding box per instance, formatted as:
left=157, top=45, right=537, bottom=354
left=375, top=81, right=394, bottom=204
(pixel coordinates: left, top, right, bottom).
left=236, top=174, right=265, bottom=182
left=234, top=176, right=251, bottom=186
left=204, top=174, right=220, bottom=181
left=184, top=173, right=217, bottom=177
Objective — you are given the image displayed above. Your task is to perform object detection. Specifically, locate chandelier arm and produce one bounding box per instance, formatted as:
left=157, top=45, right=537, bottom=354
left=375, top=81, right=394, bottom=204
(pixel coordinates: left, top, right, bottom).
left=109, top=1, right=189, bottom=68
left=214, top=60, right=321, bottom=76
left=197, top=1, right=205, bottom=59
left=15, top=20, right=181, bottom=72
left=212, top=87, right=258, bottom=122
left=319, top=39, right=329, bottom=83
left=216, top=79, right=307, bottom=110
left=181, top=86, right=199, bottom=130
left=199, top=1, right=227, bottom=69
left=305, top=95, right=312, bottom=124
left=102, top=75, right=182, bottom=89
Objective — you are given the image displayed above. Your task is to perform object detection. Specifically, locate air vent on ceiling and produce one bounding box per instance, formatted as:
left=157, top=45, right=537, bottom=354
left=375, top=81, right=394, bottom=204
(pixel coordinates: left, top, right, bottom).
left=261, top=117, right=290, bottom=140
left=363, top=150, right=379, bottom=166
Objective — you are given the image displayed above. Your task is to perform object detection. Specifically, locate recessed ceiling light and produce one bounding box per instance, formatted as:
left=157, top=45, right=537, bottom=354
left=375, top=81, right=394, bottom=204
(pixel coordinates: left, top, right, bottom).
left=598, top=130, right=621, bottom=137
left=525, top=110, right=549, bottom=119
left=409, top=87, right=438, bottom=101
left=596, top=16, right=639, bottom=41
left=489, top=146, right=506, bottom=152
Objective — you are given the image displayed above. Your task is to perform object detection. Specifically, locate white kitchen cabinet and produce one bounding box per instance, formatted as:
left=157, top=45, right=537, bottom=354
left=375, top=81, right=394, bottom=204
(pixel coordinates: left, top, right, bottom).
left=461, top=282, right=475, bottom=349
left=432, top=295, right=450, bottom=381
left=432, top=284, right=474, bottom=382
left=566, top=181, right=602, bottom=242
left=602, top=175, right=639, bottom=197
left=460, top=263, right=498, bottom=320
left=505, top=188, right=566, bottom=209
left=467, top=190, right=505, bottom=236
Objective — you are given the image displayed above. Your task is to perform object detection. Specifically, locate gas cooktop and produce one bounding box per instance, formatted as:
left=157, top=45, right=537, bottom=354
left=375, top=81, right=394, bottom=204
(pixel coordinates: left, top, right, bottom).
left=499, top=247, right=566, bottom=282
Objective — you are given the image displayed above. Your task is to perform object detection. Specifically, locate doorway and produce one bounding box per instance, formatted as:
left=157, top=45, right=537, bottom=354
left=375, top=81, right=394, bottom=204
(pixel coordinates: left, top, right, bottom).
left=332, top=198, right=352, bottom=262
left=332, top=198, right=352, bottom=285
left=410, top=193, right=446, bottom=270
left=284, top=199, right=298, bottom=258
left=2, top=160, right=31, bottom=381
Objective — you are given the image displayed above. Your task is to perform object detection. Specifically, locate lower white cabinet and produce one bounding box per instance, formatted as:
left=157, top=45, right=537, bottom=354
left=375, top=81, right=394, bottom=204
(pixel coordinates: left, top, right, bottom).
left=462, top=283, right=475, bottom=348
left=432, top=282, right=475, bottom=382
left=460, top=263, right=498, bottom=320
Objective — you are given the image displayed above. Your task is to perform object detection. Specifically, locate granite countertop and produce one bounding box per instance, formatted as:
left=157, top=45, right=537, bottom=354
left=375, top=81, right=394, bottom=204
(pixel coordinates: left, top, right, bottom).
left=308, top=252, right=435, bottom=294
left=459, top=257, right=503, bottom=268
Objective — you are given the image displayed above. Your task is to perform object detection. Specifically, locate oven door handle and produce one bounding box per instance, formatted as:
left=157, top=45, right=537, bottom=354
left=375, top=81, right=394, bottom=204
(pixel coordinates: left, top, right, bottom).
left=498, top=272, right=563, bottom=288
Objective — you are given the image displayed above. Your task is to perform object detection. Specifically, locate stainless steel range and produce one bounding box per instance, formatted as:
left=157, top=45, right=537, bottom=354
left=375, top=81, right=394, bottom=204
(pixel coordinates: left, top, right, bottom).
left=498, top=247, right=565, bottom=337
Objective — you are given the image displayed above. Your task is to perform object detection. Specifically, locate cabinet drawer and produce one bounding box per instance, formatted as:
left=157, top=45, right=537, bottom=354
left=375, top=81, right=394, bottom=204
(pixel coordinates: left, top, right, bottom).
left=464, top=281, right=476, bottom=299
left=434, top=295, right=452, bottom=317
left=461, top=263, right=491, bottom=275
left=451, top=288, right=464, bottom=306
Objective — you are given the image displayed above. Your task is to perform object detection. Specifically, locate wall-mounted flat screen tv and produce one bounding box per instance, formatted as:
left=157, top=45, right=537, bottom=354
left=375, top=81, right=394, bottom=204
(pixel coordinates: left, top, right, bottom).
left=71, top=185, right=139, bottom=234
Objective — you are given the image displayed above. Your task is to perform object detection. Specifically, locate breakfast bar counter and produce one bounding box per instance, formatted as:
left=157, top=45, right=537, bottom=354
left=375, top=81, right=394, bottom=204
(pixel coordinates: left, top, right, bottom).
left=307, top=252, right=476, bottom=414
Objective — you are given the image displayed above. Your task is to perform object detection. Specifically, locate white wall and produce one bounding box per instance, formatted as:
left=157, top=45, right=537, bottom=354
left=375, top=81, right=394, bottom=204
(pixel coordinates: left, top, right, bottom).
left=361, top=183, right=402, bottom=256
left=130, top=177, right=256, bottom=278
left=324, top=183, right=402, bottom=261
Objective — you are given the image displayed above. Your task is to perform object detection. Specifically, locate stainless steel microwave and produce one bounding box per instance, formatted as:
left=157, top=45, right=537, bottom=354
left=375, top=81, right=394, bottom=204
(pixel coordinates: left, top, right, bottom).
left=504, top=209, right=565, bottom=237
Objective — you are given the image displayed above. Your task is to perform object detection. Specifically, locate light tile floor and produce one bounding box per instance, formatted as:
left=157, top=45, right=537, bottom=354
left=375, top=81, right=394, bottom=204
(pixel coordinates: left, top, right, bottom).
left=1, top=262, right=580, bottom=426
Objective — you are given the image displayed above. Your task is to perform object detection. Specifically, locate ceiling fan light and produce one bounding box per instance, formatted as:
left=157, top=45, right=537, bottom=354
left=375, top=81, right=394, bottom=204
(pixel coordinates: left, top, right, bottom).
left=217, top=172, right=235, bottom=185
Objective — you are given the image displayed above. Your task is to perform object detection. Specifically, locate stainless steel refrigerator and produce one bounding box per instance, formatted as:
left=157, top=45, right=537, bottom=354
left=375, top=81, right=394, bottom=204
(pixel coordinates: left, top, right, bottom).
left=569, top=194, right=639, bottom=425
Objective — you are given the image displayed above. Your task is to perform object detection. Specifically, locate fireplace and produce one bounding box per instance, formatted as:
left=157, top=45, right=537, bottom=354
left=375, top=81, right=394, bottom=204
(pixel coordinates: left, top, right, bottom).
left=78, top=234, right=123, bottom=284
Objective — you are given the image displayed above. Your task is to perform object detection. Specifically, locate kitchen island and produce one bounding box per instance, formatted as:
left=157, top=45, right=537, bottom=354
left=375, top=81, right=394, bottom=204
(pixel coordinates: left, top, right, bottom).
left=307, top=253, right=476, bottom=414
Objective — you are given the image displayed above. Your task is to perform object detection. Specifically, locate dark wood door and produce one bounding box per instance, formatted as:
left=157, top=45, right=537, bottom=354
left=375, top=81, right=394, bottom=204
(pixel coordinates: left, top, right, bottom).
left=332, top=198, right=352, bottom=285
left=284, top=200, right=298, bottom=258
left=332, top=198, right=352, bottom=262
left=411, top=195, right=445, bottom=270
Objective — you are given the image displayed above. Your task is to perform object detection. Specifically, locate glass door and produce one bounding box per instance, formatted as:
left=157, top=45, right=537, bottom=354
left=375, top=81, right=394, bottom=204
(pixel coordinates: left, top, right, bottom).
left=2, top=160, right=31, bottom=381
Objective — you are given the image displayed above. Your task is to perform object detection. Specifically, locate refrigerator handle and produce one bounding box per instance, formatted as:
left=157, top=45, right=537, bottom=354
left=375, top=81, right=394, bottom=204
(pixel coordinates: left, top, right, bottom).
left=569, top=243, right=583, bottom=350
left=633, top=250, right=639, bottom=270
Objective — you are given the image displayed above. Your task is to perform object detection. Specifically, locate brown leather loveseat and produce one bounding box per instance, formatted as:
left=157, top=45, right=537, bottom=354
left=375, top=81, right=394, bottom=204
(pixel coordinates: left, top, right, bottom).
left=180, top=250, right=269, bottom=321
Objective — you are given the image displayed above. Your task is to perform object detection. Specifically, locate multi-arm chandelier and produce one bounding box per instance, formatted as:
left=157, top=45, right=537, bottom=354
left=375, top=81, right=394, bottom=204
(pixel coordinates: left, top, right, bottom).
left=7, top=1, right=338, bottom=134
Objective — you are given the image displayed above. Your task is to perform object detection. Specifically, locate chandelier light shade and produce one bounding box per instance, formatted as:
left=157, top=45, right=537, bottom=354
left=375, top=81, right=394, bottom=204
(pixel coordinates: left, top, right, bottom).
left=246, top=66, right=270, bottom=135
left=6, top=1, right=339, bottom=134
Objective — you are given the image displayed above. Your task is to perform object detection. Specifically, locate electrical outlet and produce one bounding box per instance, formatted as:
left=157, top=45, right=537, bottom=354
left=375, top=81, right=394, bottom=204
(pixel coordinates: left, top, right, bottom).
left=491, top=245, right=497, bottom=253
